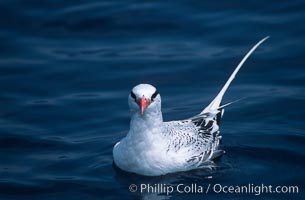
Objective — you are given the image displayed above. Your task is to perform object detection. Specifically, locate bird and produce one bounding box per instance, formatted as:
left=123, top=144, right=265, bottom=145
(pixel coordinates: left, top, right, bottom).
left=113, top=37, right=269, bottom=176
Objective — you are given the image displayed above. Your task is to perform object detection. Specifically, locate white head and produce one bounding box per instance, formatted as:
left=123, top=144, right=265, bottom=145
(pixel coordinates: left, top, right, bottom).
left=128, top=84, right=161, bottom=116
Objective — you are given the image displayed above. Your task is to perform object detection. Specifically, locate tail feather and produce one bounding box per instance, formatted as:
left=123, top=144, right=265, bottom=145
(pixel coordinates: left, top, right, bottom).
left=201, top=36, right=269, bottom=114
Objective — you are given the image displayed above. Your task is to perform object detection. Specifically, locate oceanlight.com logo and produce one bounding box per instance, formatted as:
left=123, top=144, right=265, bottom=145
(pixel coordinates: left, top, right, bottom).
left=129, top=183, right=299, bottom=196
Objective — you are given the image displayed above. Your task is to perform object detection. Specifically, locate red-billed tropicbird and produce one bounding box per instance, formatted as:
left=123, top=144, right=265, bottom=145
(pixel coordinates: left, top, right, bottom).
left=113, top=37, right=269, bottom=176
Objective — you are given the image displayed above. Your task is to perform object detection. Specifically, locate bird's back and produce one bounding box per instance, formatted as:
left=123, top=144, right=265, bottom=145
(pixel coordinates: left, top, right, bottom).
left=162, top=112, right=224, bottom=169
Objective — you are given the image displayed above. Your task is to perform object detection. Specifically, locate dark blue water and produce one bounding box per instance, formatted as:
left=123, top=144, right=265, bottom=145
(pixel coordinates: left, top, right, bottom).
left=1, top=0, right=305, bottom=199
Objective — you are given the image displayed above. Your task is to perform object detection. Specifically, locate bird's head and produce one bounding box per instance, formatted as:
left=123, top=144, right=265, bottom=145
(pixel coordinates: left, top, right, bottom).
left=128, top=84, right=161, bottom=116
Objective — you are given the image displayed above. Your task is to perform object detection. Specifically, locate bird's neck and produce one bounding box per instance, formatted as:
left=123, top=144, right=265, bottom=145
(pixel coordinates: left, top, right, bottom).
left=129, top=110, right=163, bottom=136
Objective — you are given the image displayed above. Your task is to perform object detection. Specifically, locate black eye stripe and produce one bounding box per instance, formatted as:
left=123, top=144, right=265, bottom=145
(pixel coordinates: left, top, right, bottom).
left=130, top=91, right=136, bottom=100
left=131, top=90, right=158, bottom=101
left=151, top=90, right=159, bottom=100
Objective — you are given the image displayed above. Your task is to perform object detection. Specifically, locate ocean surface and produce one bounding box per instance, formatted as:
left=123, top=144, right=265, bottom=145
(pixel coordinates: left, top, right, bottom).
left=0, top=0, right=304, bottom=199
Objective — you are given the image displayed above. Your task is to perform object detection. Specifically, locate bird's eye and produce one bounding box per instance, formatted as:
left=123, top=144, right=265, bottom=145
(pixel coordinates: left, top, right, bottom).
left=130, top=91, right=136, bottom=101
left=151, top=90, right=159, bottom=101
